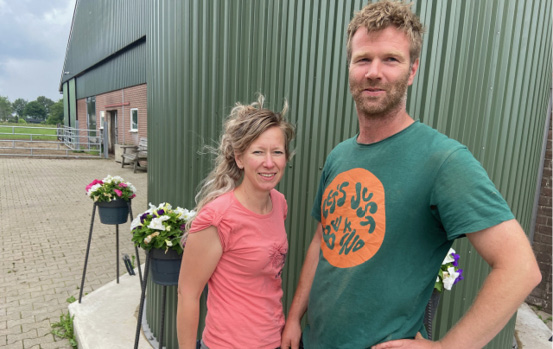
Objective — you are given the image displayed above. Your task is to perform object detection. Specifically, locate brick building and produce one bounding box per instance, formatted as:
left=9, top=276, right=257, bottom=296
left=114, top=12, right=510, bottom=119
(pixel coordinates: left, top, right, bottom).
left=528, top=112, right=552, bottom=313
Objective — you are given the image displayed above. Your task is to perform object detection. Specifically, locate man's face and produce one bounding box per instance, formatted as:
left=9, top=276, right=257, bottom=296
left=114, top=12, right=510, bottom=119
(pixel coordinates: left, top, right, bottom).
left=348, top=26, right=419, bottom=118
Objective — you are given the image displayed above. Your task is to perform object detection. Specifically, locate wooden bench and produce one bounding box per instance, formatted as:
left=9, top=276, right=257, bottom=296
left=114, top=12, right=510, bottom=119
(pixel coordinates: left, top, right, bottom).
left=121, top=137, right=148, bottom=173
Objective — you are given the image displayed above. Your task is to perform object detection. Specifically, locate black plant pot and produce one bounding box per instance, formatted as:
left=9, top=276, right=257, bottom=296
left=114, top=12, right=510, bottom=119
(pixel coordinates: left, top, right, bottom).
left=97, top=198, right=130, bottom=225
left=149, top=248, right=182, bottom=286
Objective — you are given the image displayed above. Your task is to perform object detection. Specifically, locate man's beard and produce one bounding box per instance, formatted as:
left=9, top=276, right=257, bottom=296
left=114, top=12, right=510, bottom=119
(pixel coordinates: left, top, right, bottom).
left=350, top=72, right=410, bottom=118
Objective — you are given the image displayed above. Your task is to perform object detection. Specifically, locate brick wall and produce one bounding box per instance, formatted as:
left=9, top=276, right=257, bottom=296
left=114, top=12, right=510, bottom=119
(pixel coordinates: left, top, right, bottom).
left=94, top=84, right=148, bottom=146
left=527, top=112, right=552, bottom=313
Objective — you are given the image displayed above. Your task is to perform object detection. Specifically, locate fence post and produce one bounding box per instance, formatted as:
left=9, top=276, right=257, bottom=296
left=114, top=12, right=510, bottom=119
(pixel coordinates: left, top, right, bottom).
left=103, top=121, right=108, bottom=159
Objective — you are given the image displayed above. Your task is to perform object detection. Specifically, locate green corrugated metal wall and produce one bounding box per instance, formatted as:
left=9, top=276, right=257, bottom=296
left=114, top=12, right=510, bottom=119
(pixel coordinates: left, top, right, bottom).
left=145, top=0, right=552, bottom=348
left=75, top=40, right=147, bottom=99
left=60, top=0, right=147, bottom=100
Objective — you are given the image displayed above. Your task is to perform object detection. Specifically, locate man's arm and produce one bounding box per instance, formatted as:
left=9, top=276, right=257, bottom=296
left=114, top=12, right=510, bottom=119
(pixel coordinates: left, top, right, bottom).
left=281, top=223, right=323, bottom=349
left=372, top=219, right=542, bottom=349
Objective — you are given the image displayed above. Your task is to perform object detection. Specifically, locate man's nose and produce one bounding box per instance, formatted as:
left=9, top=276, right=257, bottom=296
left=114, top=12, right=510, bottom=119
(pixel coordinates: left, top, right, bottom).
left=365, top=60, right=382, bottom=79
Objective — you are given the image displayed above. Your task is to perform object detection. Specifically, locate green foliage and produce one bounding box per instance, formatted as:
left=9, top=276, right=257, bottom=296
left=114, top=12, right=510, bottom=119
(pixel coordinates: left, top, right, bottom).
left=24, top=101, right=47, bottom=121
left=86, top=175, right=137, bottom=203
left=46, top=100, right=64, bottom=125
left=36, top=96, right=55, bottom=114
left=0, top=96, right=12, bottom=121
left=51, top=312, right=78, bottom=348
left=131, top=203, right=196, bottom=255
left=66, top=296, right=76, bottom=303
left=12, top=98, right=27, bottom=117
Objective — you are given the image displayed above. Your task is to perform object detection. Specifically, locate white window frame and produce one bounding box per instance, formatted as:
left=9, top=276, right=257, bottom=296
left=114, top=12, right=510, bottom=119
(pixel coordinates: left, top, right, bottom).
left=99, top=111, right=105, bottom=129
left=130, top=108, right=138, bottom=132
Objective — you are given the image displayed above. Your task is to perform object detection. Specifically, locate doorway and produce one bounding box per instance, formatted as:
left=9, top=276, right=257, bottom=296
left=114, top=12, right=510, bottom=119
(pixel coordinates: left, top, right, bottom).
left=107, top=110, right=118, bottom=154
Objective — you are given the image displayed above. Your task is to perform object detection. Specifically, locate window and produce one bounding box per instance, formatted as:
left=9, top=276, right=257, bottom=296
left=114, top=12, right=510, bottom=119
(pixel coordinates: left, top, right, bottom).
left=99, top=111, right=105, bottom=129
left=130, top=108, right=138, bottom=131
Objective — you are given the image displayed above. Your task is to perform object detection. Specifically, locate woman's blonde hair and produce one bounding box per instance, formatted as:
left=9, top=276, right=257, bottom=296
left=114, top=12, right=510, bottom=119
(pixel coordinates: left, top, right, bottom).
left=187, top=94, right=295, bottom=229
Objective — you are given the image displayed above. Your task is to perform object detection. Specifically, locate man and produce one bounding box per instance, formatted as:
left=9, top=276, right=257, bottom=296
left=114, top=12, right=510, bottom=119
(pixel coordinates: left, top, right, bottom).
left=281, top=1, right=541, bottom=348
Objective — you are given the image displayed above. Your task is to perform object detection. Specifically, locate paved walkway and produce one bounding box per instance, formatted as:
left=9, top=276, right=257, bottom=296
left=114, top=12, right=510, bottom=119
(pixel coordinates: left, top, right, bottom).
left=0, top=158, right=148, bottom=348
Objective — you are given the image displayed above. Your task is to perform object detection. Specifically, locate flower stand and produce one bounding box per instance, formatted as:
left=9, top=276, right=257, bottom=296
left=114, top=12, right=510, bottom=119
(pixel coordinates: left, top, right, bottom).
left=134, top=249, right=182, bottom=349
left=424, top=290, right=442, bottom=340
left=78, top=201, right=143, bottom=303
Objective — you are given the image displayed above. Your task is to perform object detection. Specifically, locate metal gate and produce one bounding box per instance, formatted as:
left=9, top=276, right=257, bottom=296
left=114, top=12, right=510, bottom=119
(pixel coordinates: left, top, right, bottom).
left=0, top=124, right=107, bottom=159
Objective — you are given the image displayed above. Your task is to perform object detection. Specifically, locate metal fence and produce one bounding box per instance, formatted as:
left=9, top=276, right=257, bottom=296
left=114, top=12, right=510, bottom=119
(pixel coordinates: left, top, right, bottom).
left=0, top=124, right=106, bottom=159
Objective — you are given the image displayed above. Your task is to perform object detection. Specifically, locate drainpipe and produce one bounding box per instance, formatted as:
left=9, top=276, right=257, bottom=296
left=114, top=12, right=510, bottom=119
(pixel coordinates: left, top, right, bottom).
left=122, top=88, right=125, bottom=145
left=529, top=92, right=552, bottom=243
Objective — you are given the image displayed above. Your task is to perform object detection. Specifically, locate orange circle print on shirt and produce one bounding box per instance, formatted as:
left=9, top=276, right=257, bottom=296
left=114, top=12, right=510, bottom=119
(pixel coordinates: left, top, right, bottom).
left=320, top=168, right=385, bottom=268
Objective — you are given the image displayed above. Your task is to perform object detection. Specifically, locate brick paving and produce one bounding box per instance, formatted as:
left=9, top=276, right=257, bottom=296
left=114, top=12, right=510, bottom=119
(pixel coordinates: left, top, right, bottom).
left=0, top=158, right=148, bottom=348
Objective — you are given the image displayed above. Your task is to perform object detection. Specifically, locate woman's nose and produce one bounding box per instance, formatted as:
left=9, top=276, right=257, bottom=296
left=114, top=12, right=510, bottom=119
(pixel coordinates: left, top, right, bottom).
left=264, top=154, right=274, bottom=167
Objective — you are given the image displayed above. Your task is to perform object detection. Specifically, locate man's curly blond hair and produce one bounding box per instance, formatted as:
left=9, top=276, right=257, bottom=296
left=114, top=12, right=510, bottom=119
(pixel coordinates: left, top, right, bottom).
left=346, top=0, right=425, bottom=65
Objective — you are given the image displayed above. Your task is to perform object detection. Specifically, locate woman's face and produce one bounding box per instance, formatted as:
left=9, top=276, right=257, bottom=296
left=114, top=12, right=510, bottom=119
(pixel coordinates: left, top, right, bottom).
left=235, top=126, right=287, bottom=195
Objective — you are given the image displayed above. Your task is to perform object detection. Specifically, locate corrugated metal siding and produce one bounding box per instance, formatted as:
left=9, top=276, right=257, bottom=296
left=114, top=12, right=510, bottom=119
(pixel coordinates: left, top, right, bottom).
left=411, top=0, right=553, bottom=346
left=69, top=79, right=77, bottom=128
left=145, top=0, right=552, bottom=347
left=75, top=41, right=147, bottom=99
left=60, top=0, right=147, bottom=85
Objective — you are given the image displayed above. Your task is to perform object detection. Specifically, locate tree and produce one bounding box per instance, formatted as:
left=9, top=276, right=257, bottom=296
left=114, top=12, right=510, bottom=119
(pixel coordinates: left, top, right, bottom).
left=36, top=96, right=55, bottom=115
left=46, top=99, right=64, bottom=125
left=12, top=98, right=27, bottom=119
left=0, top=96, right=13, bottom=121
left=24, top=101, right=47, bottom=121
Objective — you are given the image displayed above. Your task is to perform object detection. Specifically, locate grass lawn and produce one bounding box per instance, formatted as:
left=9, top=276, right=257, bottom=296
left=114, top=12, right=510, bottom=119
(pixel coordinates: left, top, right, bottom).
left=0, top=123, right=58, bottom=140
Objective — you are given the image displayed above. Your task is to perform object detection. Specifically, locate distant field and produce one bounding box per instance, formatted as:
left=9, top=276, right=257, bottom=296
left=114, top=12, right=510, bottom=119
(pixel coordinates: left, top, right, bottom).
left=0, top=123, right=58, bottom=140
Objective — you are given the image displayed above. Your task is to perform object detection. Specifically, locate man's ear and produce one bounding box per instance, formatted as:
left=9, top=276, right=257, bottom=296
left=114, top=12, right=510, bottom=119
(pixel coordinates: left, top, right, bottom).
left=408, top=58, right=420, bottom=85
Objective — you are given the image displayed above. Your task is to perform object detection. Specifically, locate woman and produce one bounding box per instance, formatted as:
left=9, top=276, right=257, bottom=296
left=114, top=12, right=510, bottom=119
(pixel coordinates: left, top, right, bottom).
left=177, top=94, right=295, bottom=349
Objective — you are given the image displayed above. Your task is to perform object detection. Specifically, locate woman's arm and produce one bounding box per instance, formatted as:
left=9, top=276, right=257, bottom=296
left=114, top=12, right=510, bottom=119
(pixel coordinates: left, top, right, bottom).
left=177, top=226, right=222, bottom=349
left=281, top=223, right=323, bottom=349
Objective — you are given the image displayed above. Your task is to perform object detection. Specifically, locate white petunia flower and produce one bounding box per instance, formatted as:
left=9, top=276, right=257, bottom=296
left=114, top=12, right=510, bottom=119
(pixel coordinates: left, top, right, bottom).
left=175, top=207, right=197, bottom=221
left=148, top=215, right=171, bottom=231
left=130, top=216, right=142, bottom=230
left=442, top=248, right=456, bottom=265
left=442, top=266, right=460, bottom=291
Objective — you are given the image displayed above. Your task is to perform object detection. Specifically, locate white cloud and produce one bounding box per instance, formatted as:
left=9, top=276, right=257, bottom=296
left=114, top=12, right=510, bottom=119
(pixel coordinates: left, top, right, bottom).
left=0, top=56, right=65, bottom=102
left=0, top=0, right=74, bottom=102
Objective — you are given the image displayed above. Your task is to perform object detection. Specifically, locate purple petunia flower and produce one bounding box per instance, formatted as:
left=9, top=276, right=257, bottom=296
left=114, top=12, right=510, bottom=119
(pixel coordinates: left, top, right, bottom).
left=140, top=213, right=149, bottom=223
left=452, top=253, right=460, bottom=267
left=157, top=209, right=165, bottom=215
left=454, top=269, right=464, bottom=284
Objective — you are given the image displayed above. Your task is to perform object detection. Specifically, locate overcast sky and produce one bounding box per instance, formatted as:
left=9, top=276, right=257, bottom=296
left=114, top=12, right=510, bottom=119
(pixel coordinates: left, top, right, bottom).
left=0, top=0, right=75, bottom=103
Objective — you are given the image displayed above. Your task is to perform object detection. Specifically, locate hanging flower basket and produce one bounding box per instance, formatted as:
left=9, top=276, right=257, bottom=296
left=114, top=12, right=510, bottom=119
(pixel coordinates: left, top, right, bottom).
left=150, top=248, right=182, bottom=286
left=130, top=202, right=196, bottom=285
left=97, top=198, right=130, bottom=225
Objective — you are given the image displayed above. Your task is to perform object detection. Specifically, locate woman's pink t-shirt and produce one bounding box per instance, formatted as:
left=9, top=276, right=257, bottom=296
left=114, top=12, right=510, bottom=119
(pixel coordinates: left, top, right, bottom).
left=189, top=189, right=288, bottom=349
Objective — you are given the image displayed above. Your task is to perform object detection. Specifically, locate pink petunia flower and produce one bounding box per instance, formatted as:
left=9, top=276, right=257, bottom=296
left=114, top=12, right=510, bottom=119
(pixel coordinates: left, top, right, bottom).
left=118, top=183, right=128, bottom=188
left=114, top=189, right=123, bottom=197
left=86, top=179, right=103, bottom=192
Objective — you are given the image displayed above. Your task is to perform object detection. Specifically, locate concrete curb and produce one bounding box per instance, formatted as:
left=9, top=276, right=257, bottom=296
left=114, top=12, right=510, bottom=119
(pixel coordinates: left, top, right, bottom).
left=69, top=267, right=152, bottom=349
left=515, top=302, right=552, bottom=349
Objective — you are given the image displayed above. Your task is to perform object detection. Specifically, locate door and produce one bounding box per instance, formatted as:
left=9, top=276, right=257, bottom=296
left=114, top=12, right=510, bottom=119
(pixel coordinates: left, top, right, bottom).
left=108, top=110, right=118, bottom=154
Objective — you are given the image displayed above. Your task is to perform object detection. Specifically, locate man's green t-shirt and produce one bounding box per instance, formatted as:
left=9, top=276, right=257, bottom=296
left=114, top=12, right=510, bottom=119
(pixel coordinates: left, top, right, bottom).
left=305, top=121, right=514, bottom=348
